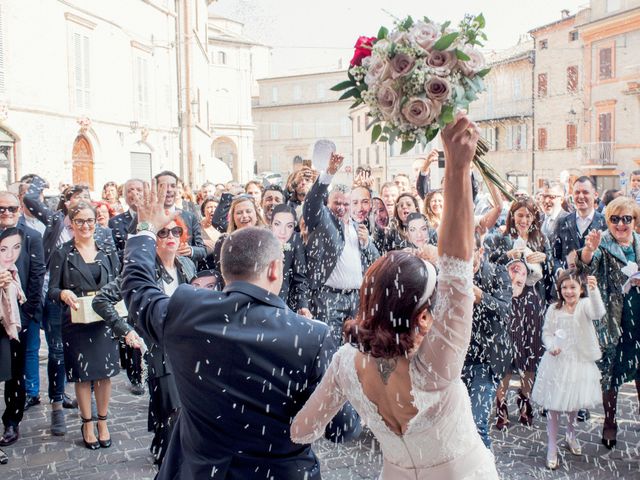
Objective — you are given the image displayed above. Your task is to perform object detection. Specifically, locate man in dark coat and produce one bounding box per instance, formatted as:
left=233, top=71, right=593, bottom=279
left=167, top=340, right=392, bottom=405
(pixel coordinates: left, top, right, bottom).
left=0, top=192, right=45, bottom=447
left=122, top=187, right=355, bottom=480
left=108, top=178, right=144, bottom=263
left=463, top=234, right=512, bottom=448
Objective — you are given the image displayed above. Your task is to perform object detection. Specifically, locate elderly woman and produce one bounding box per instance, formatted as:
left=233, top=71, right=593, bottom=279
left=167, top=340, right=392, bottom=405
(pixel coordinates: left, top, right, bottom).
left=577, top=196, right=640, bottom=449
left=48, top=202, right=121, bottom=450
left=485, top=197, right=553, bottom=428
left=101, top=181, right=124, bottom=215
left=93, top=215, right=196, bottom=464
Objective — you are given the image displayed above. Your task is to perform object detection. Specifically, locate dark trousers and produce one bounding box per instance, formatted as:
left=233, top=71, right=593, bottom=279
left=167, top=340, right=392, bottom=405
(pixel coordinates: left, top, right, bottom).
left=2, top=321, right=32, bottom=428
left=119, top=342, right=142, bottom=385
left=42, top=298, right=65, bottom=403
left=311, top=287, right=359, bottom=347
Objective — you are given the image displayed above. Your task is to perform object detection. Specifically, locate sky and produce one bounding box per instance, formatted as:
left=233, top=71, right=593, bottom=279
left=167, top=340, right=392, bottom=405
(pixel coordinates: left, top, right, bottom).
left=209, top=0, right=588, bottom=76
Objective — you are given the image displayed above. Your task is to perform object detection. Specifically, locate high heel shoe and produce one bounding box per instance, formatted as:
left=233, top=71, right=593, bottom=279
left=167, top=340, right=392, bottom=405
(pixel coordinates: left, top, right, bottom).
left=601, top=425, right=617, bottom=450
left=96, top=414, right=111, bottom=449
left=565, top=435, right=582, bottom=456
left=516, top=390, right=533, bottom=426
left=0, top=448, right=8, bottom=464
left=495, top=397, right=510, bottom=431
left=546, top=452, right=559, bottom=470
left=80, top=417, right=99, bottom=450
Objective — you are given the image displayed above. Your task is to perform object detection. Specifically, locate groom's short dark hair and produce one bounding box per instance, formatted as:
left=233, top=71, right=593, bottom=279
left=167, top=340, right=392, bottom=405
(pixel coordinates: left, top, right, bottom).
left=220, top=227, right=281, bottom=282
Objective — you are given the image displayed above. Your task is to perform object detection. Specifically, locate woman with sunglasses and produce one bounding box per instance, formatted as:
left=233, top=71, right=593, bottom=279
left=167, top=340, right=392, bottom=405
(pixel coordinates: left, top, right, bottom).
left=47, top=202, right=120, bottom=450
left=577, top=196, right=640, bottom=449
left=93, top=215, right=196, bottom=464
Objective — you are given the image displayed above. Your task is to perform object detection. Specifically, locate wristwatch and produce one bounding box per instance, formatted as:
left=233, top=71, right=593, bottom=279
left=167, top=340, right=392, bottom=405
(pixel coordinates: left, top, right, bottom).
left=136, top=221, right=158, bottom=235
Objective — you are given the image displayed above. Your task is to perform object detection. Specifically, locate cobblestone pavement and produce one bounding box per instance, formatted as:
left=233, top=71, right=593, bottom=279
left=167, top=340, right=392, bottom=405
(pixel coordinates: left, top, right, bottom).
left=2, top=351, right=639, bottom=479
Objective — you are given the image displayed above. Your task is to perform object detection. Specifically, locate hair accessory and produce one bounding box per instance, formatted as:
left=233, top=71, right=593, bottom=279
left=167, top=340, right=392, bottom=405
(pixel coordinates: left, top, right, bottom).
left=418, top=260, right=437, bottom=308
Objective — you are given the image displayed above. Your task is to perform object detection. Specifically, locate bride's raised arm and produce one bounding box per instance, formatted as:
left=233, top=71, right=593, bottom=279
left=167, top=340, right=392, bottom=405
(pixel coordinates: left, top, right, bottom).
left=413, top=114, right=478, bottom=390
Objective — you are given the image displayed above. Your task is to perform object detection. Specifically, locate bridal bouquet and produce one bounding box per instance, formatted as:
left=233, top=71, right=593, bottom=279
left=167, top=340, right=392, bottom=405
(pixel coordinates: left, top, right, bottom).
left=333, top=14, right=516, bottom=201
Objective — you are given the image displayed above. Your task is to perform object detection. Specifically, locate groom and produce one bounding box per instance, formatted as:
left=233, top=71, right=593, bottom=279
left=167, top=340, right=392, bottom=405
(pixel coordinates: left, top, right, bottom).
left=121, top=183, right=357, bottom=479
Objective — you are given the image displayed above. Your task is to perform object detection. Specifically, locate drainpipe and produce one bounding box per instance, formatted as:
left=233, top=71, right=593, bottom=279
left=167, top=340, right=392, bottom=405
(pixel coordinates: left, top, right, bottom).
left=182, top=0, right=193, bottom=185
left=530, top=47, right=536, bottom=193
left=174, top=0, right=184, bottom=179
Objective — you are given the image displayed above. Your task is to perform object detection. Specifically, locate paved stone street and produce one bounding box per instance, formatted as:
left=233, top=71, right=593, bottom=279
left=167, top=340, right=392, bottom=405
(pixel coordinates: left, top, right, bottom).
left=2, top=345, right=640, bottom=479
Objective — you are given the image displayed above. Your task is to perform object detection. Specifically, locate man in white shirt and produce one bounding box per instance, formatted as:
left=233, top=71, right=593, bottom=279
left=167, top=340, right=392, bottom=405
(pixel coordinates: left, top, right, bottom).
left=303, top=154, right=379, bottom=346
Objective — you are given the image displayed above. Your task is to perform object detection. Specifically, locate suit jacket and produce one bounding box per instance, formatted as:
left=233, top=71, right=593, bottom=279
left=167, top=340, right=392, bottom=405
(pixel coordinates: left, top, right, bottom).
left=10, top=219, right=46, bottom=323
left=108, top=210, right=134, bottom=261
left=552, top=211, right=606, bottom=272
left=303, top=178, right=379, bottom=290
left=121, top=234, right=335, bottom=480
left=465, top=260, right=513, bottom=379
left=540, top=209, right=569, bottom=239
left=23, top=176, right=114, bottom=263
left=280, top=233, right=309, bottom=311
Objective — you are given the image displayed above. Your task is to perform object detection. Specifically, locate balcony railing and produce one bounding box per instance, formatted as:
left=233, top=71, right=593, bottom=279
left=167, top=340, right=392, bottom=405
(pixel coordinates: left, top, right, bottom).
left=582, top=141, right=615, bottom=166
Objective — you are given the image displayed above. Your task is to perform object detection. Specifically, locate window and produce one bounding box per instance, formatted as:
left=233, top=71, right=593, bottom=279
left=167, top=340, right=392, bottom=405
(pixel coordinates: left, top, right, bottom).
left=270, top=124, right=278, bottom=139
left=71, top=31, right=91, bottom=110
left=357, top=116, right=361, bottom=133
left=506, top=173, right=529, bottom=191
left=513, top=77, right=521, bottom=99
left=292, top=122, right=301, bottom=138
left=366, top=147, right=370, bottom=163
left=483, top=126, right=497, bottom=151
left=271, top=86, right=278, bottom=103
left=357, top=149, right=361, bottom=165
left=598, top=112, right=612, bottom=142
left=316, top=83, right=326, bottom=100
left=566, top=124, right=577, bottom=149
left=599, top=48, right=612, bottom=80
left=537, top=73, right=548, bottom=97
left=567, top=66, right=578, bottom=92
left=133, top=55, right=150, bottom=121
left=507, top=124, right=527, bottom=151
left=293, top=85, right=301, bottom=101
left=539, top=39, right=548, bottom=50
left=537, top=128, right=548, bottom=150
left=270, top=153, right=278, bottom=172
left=375, top=145, right=380, bottom=164
left=218, top=51, right=227, bottom=65
left=569, top=31, right=579, bottom=42
left=606, top=0, right=621, bottom=12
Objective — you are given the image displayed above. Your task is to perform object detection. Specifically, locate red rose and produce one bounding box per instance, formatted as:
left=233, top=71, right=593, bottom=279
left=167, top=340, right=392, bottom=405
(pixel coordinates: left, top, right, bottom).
left=350, top=36, right=376, bottom=67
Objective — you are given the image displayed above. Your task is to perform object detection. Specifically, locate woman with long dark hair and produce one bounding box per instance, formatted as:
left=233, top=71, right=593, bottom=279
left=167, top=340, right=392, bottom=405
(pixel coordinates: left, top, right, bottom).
left=485, top=196, right=553, bottom=428
left=291, top=115, right=498, bottom=479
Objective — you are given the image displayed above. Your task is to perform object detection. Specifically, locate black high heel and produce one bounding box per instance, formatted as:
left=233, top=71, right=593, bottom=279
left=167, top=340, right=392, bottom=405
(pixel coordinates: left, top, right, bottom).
left=80, top=417, right=100, bottom=450
left=602, top=425, right=617, bottom=450
left=96, top=414, right=111, bottom=448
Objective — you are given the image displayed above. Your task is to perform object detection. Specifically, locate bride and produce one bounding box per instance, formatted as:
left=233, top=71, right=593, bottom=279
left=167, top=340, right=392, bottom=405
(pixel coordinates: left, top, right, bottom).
left=291, top=114, right=499, bottom=479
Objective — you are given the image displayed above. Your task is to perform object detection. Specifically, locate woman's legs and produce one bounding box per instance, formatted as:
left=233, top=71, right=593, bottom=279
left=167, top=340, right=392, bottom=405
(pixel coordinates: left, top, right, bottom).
left=517, top=371, right=535, bottom=426
left=602, top=388, right=618, bottom=448
left=495, top=374, right=511, bottom=430
left=94, top=379, right=111, bottom=442
left=546, top=410, right=560, bottom=462
left=75, top=382, right=96, bottom=443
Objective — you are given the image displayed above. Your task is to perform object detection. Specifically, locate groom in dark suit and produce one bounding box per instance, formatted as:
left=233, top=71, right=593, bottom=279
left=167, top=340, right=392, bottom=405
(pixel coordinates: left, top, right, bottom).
left=122, top=182, right=354, bottom=479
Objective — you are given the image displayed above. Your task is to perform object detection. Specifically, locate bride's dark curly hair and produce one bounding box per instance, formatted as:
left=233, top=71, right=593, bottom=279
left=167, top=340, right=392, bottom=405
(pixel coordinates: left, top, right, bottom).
left=344, top=251, right=434, bottom=359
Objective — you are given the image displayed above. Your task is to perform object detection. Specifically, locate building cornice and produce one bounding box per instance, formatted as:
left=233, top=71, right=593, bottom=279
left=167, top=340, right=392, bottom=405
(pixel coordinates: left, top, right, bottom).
left=577, top=7, right=640, bottom=42
left=64, top=12, right=97, bottom=30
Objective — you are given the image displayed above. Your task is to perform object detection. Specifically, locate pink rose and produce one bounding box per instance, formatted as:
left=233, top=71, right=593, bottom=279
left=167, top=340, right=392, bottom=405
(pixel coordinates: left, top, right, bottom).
left=410, top=21, right=441, bottom=53
left=376, top=81, right=400, bottom=120
left=458, top=46, right=486, bottom=77
left=365, top=55, right=391, bottom=86
left=390, top=52, right=415, bottom=79
left=426, top=50, right=457, bottom=76
left=401, top=97, right=441, bottom=127
left=424, top=76, right=451, bottom=102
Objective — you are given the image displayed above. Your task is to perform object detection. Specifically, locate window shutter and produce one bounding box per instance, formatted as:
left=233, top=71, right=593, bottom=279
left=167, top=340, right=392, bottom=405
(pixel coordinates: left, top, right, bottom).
left=82, top=34, right=90, bottom=108
left=506, top=125, right=513, bottom=150
left=599, top=48, right=612, bottom=80
left=73, top=33, right=83, bottom=108
left=567, top=66, right=578, bottom=92
left=522, top=123, right=527, bottom=150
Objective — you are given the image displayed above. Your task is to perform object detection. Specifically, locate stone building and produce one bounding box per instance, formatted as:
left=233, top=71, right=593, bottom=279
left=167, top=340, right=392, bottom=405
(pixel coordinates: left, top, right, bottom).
left=252, top=70, right=353, bottom=185
left=0, top=0, right=214, bottom=193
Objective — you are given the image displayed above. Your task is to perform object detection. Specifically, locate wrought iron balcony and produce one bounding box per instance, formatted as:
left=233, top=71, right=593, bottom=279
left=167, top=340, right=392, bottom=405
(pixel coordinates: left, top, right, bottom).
left=582, top=141, right=615, bottom=166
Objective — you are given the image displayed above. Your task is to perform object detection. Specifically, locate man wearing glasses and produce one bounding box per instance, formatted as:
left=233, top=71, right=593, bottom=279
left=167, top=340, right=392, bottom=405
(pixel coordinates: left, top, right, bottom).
left=540, top=183, right=568, bottom=239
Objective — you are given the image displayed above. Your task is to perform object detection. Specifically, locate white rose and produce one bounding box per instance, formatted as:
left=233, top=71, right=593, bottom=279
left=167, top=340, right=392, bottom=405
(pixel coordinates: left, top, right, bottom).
left=365, top=55, right=391, bottom=86
left=376, top=80, right=401, bottom=121
left=410, top=21, right=441, bottom=53
left=458, top=46, right=486, bottom=77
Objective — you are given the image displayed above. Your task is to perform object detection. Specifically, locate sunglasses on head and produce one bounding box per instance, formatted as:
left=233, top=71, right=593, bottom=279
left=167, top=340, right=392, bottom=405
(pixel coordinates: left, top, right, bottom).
left=72, top=218, right=96, bottom=227
left=0, top=206, right=19, bottom=214
left=609, top=215, right=633, bottom=225
left=157, top=226, right=183, bottom=239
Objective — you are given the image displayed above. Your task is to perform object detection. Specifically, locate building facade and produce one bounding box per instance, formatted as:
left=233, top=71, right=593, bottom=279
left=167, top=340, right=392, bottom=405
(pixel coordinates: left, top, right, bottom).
left=252, top=70, right=353, bottom=186
left=0, top=0, right=214, bottom=193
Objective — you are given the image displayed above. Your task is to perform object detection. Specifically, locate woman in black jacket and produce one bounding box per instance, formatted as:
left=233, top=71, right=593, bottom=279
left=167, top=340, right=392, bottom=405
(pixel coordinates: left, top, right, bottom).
left=47, top=202, right=123, bottom=450
left=93, top=216, right=196, bottom=465
left=269, top=204, right=311, bottom=317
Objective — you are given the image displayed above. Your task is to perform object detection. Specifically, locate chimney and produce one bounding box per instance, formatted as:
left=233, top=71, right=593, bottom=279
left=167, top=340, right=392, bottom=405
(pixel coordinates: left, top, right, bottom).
left=561, top=9, right=570, bottom=19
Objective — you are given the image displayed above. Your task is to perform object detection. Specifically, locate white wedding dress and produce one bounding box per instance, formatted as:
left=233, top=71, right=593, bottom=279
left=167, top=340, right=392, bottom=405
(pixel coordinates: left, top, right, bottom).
left=291, top=255, right=498, bottom=479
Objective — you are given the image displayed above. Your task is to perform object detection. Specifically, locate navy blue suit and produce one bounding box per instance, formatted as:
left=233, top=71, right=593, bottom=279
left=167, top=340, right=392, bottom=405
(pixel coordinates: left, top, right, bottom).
left=122, top=234, right=337, bottom=479
left=552, top=211, right=606, bottom=272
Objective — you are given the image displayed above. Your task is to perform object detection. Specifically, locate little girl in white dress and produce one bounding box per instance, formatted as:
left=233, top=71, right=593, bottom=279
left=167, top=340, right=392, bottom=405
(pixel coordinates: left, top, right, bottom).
left=532, top=269, right=605, bottom=470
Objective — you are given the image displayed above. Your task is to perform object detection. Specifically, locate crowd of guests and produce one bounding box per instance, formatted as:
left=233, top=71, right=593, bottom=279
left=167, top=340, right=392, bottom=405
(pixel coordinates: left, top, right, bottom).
left=0, top=141, right=639, bottom=474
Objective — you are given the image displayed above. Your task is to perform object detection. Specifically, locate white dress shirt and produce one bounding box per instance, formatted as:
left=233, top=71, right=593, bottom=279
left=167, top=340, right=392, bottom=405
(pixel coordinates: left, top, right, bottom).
left=576, top=210, right=595, bottom=236
left=325, top=220, right=363, bottom=291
